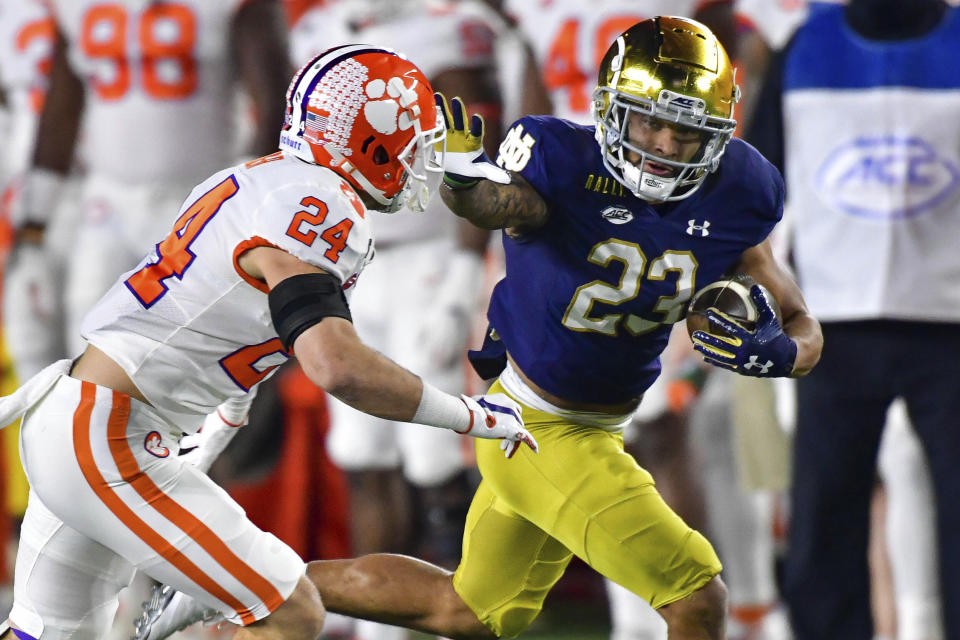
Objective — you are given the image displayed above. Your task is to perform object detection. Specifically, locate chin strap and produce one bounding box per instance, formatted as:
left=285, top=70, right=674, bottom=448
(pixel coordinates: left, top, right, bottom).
left=322, top=143, right=397, bottom=210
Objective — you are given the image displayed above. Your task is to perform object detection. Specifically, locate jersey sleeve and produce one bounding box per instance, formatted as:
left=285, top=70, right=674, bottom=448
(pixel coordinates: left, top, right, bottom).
left=495, top=115, right=585, bottom=203
left=250, top=179, right=373, bottom=286
left=723, top=139, right=785, bottom=247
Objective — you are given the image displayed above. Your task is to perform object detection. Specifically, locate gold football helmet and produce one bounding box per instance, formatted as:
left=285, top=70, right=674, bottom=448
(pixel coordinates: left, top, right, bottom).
left=593, top=16, right=739, bottom=202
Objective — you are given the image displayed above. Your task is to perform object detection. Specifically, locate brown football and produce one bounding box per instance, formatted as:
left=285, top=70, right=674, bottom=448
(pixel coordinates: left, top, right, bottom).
left=686, top=274, right=781, bottom=338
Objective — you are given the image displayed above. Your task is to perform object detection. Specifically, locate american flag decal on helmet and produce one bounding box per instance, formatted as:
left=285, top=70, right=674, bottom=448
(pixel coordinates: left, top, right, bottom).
left=305, top=111, right=327, bottom=133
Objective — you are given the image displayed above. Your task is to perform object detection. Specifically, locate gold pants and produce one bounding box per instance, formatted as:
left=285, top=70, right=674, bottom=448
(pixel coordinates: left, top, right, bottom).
left=453, top=381, right=722, bottom=637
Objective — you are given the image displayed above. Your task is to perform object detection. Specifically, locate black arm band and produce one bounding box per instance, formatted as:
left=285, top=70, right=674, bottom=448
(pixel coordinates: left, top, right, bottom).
left=268, top=272, right=352, bottom=351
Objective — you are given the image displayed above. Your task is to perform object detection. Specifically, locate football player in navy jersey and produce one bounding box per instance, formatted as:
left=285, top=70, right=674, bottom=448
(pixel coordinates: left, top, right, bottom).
left=148, top=16, right=824, bottom=640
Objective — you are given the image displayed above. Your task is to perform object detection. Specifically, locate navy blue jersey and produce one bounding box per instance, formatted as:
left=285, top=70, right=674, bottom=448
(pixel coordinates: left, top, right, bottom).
left=483, top=116, right=784, bottom=405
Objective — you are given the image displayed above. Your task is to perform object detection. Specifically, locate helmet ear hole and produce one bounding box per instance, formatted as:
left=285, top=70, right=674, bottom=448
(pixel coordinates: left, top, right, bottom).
left=372, top=145, right=389, bottom=165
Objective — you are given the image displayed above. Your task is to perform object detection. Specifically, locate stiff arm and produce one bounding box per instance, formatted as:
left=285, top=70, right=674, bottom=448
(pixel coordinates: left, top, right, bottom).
left=439, top=173, right=549, bottom=236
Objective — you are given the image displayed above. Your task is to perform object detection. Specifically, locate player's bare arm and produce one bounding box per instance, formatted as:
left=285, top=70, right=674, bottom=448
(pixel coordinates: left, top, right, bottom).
left=31, top=30, right=81, bottom=176
left=239, top=244, right=425, bottom=421
left=433, top=62, right=501, bottom=253
left=731, top=239, right=823, bottom=376
left=440, top=173, right=549, bottom=235
left=435, top=91, right=550, bottom=235
left=18, top=28, right=82, bottom=243
left=231, top=0, right=291, bottom=158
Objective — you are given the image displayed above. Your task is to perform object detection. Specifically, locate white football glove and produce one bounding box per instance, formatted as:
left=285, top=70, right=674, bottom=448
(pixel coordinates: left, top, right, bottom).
left=178, top=409, right=244, bottom=473
left=459, top=393, right=538, bottom=458
left=420, top=250, right=484, bottom=368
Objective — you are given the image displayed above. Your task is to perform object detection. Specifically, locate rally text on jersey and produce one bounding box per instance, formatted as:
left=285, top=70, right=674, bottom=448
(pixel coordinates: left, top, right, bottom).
left=584, top=174, right=627, bottom=197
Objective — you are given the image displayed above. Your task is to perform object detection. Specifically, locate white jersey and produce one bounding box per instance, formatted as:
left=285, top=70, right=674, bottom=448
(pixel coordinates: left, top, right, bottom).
left=0, top=0, right=54, bottom=179
left=81, top=152, right=374, bottom=426
left=505, top=0, right=712, bottom=123
left=49, top=0, right=247, bottom=185
left=290, top=0, right=498, bottom=245
left=784, top=3, right=960, bottom=322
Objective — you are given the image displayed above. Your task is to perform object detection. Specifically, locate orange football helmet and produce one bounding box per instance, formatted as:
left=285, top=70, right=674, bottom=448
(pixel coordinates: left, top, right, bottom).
left=281, top=45, right=445, bottom=212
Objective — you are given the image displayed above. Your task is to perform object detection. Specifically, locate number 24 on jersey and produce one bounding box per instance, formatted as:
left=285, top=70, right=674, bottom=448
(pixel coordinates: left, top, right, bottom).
left=125, top=173, right=353, bottom=308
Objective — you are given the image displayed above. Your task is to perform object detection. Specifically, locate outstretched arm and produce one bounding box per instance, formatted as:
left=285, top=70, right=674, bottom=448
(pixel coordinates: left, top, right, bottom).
left=440, top=173, right=548, bottom=235
left=238, top=245, right=538, bottom=455
left=435, top=92, right=549, bottom=235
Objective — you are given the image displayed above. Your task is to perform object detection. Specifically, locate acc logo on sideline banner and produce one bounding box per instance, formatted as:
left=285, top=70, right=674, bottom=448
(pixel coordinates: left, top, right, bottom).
left=815, top=136, right=960, bottom=220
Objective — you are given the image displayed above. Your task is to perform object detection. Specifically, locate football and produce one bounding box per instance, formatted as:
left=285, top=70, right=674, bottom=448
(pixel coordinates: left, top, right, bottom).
left=686, top=274, right=781, bottom=337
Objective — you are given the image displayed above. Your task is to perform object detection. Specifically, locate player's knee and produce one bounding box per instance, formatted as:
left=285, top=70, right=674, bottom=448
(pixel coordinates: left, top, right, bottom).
left=659, top=576, right=727, bottom=638
left=265, top=574, right=325, bottom=638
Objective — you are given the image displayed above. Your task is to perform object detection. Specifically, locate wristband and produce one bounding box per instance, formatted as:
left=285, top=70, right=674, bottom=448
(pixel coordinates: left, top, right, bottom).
left=216, top=394, right=254, bottom=426
left=412, top=381, right=471, bottom=433
left=443, top=173, right=480, bottom=190
left=217, top=386, right=258, bottom=425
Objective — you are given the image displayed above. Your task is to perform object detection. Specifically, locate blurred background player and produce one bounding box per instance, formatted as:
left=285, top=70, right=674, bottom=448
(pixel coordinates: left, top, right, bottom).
left=740, top=1, right=960, bottom=639
left=503, top=0, right=737, bottom=123
left=5, top=0, right=291, bottom=374
left=289, top=2, right=505, bottom=638
left=0, top=0, right=54, bottom=218
left=0, top=0, right=56, bottom=617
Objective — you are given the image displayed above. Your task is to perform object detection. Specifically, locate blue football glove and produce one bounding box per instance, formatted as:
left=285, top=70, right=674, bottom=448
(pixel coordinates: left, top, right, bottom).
left=434, top=92, right=510, bottom=189
left=691, top=285, right=797, bottom=378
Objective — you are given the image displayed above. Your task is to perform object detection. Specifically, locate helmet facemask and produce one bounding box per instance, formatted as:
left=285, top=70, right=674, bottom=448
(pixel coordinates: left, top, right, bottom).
left=592, top=17, right=740, bottom=203
left=390, top=114, right=446, bottom=213
left=594, top=85, right=735, bottom=202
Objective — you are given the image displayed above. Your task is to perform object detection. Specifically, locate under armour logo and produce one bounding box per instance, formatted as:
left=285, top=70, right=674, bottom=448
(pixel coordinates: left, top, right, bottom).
left=687, top=219, right=710, bottom=236
left=743, top=355, right=773, bottom=374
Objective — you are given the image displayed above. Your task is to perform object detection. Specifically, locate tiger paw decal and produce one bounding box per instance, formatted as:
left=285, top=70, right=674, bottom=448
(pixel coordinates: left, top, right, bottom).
left=363, top=75, right=420, bottom=135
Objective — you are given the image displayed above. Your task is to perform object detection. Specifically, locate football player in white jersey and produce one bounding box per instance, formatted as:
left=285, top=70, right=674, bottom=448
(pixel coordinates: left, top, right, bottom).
left=0, top=0, right=68, bottom=382
left=0, top=0, right=53, bottom=190
left=2, top=3, right=294, bottom=633
left=0, top=47, right=537, bottom=640
left=4, top=0, right=292, bottom=380
left=0, top=0, right=59, bottom=615
left=290, top=6, right=505, bottom=640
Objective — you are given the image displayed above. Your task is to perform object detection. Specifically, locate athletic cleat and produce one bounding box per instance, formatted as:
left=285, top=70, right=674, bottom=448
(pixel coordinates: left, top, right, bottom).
left=132, top=583, right=222, bottom=640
